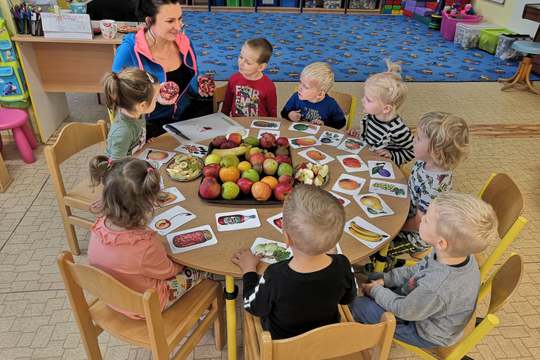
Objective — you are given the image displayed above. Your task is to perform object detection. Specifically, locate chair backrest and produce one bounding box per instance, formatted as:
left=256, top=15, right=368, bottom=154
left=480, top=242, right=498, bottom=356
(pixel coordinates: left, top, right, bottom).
left=486, top=253, right=523, bottom=314
left=328, top=90, right=357, bottom=130
left=261, top=313, right=396, bottom=360
left=213, top=84, right=227, bottom=113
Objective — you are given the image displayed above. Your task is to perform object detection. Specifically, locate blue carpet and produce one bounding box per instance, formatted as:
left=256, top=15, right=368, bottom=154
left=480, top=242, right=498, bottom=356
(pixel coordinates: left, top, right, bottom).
left=184, top=12, right=534, bottom=82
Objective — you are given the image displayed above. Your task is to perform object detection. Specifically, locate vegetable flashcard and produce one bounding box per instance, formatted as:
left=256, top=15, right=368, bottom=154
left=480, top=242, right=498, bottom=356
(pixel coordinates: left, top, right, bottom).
left=368, top=161, right=395, bottom=180
left=289, top=136, right=322, bottom=149
left=336, top=154, right=368, bottom=173
left=139, top=148, right=176, bottom=168
left=369, top=180, right=408, bottom=198
left=336, top=138, right=366, bottom=154
left=215, top=209, right=261, bottom=232
left=318, top=131, right=344, bottom=147
left=250, top=119, right=281, bottom=130
left=267, top=212, right=284, bottom=234
left=344, top=216, right=389, bottom=249
left=288, top=122, right=320, bottom=135
left=329, top=191, right=351, bottom=207
left=251, top=237, right=292, bottom=264
left=331, top=174, right=366, bottom=196
left=297, top=147, right=335, bottom=165
left=150, top=206, right=196, bottom=236
left=157, top=187, right=185, bottom=208
left=175, top=143, right=208, bottom=158
left=166, top=225, right=218, bottom=254
left=353, top=193, right=394, bottom=218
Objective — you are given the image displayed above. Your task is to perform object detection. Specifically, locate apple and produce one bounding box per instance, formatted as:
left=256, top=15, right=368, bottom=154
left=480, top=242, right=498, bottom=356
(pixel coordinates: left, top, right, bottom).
left=264, top=151, right=275, bottom=159
left=274, top=182, right=293, bottom=201
left=228, top=133, right=243, bottom=146
left=222, top=181, right=240, bottom=200
left=278, top=174, right=293, bottom=185
left=249, top=152, right=265, bottom=166
left=276, top=137, right=289, bottom=148
left=259, top=133, right=276, bottom=149
left=204, top=153, right=221, bottom=166
left=199, top=177, right=221, bottom=199
left=220, top=140, right=237, bottom=149
left=275, top=155, right=291, bottom=164
left=220, top=154, right=240, bottom=168
left=202, top=164, right=220, bottom=178
left=236, top=178, right=253, bottom=194
left=263, top=158, right=278, bottom=176
left=242, top=168, right=260, bottom=183
left=251, top=181, right=272, bottom=201
left=211, top=136, right=227, bottom=148
left=275, top=146, right=289, bottom=156
left=277, top=163, right=293, bottom=177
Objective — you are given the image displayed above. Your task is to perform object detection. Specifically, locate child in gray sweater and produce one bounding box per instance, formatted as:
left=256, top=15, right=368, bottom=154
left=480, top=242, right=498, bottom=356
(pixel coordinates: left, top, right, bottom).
left=350, top=192, right=498, bottom=347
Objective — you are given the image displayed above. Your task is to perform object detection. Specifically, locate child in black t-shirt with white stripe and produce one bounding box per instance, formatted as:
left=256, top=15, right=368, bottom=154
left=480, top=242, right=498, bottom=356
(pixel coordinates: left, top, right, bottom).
left=348, top=60, right=414, bottom=166
left=231, top=185, right=357, bottom=340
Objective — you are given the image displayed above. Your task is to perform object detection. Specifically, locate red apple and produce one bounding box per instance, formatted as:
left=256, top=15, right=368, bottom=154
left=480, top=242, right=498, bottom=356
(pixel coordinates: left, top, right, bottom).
left=202, top=164, right=220, bottom=178
left=276, top=137, right=289, bottom=148
left=236, top=178, right=253, bottom=195
left=228, top=133, right=242, bottom=146
left=275, top=155, right=291, bottom=164
left=199, top=177, right=221, bottom=199
left=278, top=174, right=293, bottom=185
left=274, top=182, right=293, bottom=201
left=220, top=140, right=237, bottom=149
left=212, top=136, right=227, bottom=148
left=249, top=152, right=265, bottom=166
left=259, top=133, right=276, bottom=149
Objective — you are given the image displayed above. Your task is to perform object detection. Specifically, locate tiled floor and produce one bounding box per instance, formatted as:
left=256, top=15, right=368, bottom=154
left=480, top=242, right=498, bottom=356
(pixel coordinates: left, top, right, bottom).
left=0, top=83, right=539, bottom=359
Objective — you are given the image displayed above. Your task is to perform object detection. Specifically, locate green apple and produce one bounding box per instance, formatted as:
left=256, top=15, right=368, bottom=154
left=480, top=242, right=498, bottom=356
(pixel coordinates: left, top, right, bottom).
left=221, top=181, right=240, bottom=200
left=220, top=154, right=240, bottom=168
left=205, top=153, right=222, bottom=166
left=277, top=163, right=293, bottom=177
left=242, top=168, right=260, bottom=183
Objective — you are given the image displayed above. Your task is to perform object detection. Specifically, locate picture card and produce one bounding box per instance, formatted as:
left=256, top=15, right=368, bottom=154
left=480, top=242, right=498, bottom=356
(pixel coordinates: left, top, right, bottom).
left=139, top=148, right=176, bottom=168
left=297, top=147, right=335, bottom=165
left=267, top=212, right=283, bottom=234
left=319, top=130, right=344, bottom=147
left=149, top=206, right=196, bottom=236
left=329, top=191, right=351, bottom=207
left=175, top=143, right=208, bottom=158
left=331, top=174, right=366, bottom=196
left=344, top=216, right=389, bottom=249
left=368, top=161, right=395, bottom=180
left=353, top=193, right=394, bottom=218
left=337, top=137, right=366, bottom=154
left=258, top=129, right=280, bottom=138
left=167, top=224, right=218, bottom=254
left=336, top=154, right=368, bottom=173
left=158, top=187, right=185, bottom=208
left=289, top=136, right=322, bottom=149
left=215, top=209, right=261, bottom=232
left=251, top=237, right=292, bottom=264
left=288, top=122, right=320, bottom=135
left=369, top=180, right=408, bottom=198
left=250, top=119, right=281, bottom=130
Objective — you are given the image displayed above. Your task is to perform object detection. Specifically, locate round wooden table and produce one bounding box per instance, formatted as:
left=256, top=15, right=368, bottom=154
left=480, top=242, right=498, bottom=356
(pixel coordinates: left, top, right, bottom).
left=149, top=117, right=410, bottom=360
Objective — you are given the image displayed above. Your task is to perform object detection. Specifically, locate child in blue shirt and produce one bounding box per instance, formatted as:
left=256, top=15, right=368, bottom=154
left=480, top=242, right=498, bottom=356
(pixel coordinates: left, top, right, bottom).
left=281, top=62, right=345, bottom=130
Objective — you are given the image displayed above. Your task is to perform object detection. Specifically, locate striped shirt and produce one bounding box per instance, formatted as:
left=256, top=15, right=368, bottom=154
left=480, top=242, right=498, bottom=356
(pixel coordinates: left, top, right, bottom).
left=361, top=114, right=414, bottom=166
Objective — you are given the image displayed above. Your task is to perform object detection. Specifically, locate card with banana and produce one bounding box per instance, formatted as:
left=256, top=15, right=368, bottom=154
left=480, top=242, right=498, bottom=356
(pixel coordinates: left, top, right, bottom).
left=352, top=193, right=394, bottom=218
left=344, top=216, right=389, bottom=249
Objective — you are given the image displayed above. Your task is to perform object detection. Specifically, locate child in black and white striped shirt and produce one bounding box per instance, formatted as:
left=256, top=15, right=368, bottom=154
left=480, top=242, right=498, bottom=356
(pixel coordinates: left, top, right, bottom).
left=348, top=60, right=414, bottom=166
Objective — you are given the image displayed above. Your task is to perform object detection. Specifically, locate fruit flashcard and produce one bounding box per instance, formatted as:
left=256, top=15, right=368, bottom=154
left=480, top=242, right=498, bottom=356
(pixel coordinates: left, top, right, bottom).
left=329, top=191, right=351, bottom=207
left=158, top=187, right=185, bottom=208
left=369, top=180, right=408, bottom=198
left=267, top=212, right=284, bottom=234
left=288, top=122, right=320, bottom=135
left=297, top=147, right=335, bottom=165
left=336, top=137, right=366, bottom=154
left=251, top=237, right=292, bottom=264
left=175, top=143, right=208, bottom=158
left=289, top=136, right=322, bottom=149
left=166, top=225, right=218, bottom=254
left=258, top=129, right=280, bottom=138
left=250, top=119, right=281, bottom=130
left=353, top=193, right=394, bottom=218
left=150, top=206, right=197, bottom=236
left=336, top=154, right=368, bottom=173
left=331, top=174, right=366, bottom=196
left=139, top=148, right=176, bottom=168
left=345, top=216, right=389, bottom=249
left=215, top=209, right=261, bottom=232
left=368, top=161, right=395, bottom=180
left=318, top=131, right=344, bottom=147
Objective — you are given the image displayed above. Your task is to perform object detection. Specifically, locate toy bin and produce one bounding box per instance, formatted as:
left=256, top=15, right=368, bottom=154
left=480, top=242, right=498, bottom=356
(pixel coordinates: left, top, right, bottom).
left=349, top=0, right=378, bottom=9
left=0, top=62, right=29, bottom=108
left=241, top=0, right=254, bottom=5
left=454, top=22, right=498, bottom=49
left=441, top=11, right=483, bottom=41
left=227, top=0, right=240, bottom=6
left=479, top=28, right=513, bottom=54
left=323, top=0, right=341, bottom=8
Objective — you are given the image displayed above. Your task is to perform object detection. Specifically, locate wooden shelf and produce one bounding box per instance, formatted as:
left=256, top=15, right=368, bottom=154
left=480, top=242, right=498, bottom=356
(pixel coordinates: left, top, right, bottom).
left=257, top=6, right=301, bottom=13
left=12, top=34, right=123, bottom=45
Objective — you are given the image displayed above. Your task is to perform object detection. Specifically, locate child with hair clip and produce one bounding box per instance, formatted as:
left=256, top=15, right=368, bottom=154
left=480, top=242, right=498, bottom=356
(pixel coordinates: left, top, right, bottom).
left=103, top=67, right=160, bottom=160
left=347, top=60, right=413, bottom=165
left=87, top=156, right=206, bottom=319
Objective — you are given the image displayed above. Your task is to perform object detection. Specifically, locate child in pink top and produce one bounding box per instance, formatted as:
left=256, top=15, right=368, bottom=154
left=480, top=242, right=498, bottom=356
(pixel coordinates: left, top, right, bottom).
left=88, top=156, right=204, bottom=319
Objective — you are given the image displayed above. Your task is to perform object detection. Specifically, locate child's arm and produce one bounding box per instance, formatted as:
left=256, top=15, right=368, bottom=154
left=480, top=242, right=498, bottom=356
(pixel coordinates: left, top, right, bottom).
left=280, top=93, right=301, bottom=121
left=347, top=114, right=367, bottom=138
left=383, top=261, right=423, bottom=288
left=388, top=126, right=414, bottom=166
left=221, top=80, right=234, bottom=116
left=140, top=237, right=183, bottom=280
left=339, top=256, right=358, bottom=304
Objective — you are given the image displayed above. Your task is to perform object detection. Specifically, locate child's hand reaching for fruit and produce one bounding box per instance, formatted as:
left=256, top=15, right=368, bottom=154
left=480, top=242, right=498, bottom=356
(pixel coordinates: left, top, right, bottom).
left=347, top=128, right=361, bottom=138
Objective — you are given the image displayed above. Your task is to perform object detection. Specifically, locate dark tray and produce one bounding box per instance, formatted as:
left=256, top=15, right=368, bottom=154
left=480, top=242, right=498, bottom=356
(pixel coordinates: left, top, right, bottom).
left=198, top=140, right=293, bottom=205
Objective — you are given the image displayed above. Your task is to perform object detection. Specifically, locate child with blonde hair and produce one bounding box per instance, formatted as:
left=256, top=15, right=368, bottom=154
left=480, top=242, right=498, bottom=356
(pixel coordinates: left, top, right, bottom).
left=232, top=185, right=356, bottom=339
left=88, top=156, right=205, bottom=319
left=281, top=62, right=346, bottom=129
left=387, top=112, right=470, bottom=266
left=351, top=192, right=498, bottom=347
left=348, top=60, right=413, bottom=165
left=103, top=68, right=159, bottom=160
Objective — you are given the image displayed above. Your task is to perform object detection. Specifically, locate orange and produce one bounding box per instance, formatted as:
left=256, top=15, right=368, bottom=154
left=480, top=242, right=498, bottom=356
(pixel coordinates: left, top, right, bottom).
left=219, top=167, right=240, bottom=183
left=261, top=176, right=278, bottom=190
left=251, top=182, right=272, bottom=201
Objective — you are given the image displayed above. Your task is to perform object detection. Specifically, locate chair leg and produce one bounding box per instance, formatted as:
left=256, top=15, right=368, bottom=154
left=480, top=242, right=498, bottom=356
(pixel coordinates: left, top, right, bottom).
left=525, top=66, right=540, bottom=95
left=213, top=288, right=226, bottom=351
left=21, top=122, right=38, bottom=149
left=12, top=127, right=35, bottom=163
left=61, top=206, right=81, bottom=256
left=0, top=131, right=3, bottom=152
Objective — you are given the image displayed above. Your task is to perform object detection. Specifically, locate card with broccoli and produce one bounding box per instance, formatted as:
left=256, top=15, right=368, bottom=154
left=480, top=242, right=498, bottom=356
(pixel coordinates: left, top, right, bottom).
left=251, top=237, right=292, bottom=264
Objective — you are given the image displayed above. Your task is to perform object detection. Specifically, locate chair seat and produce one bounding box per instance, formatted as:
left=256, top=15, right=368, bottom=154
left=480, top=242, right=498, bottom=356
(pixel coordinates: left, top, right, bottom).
left=65, top=179, right=102, bottom=210
left=512, top=41, right=540, bottom=55
left=0, top=108, right=28, bottom=130
left=89, top=279, right=220, bottom=349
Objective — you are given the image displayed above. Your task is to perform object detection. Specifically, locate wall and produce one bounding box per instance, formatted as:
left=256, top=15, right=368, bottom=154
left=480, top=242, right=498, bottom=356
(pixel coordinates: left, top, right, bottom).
left=473, top=0, right=538, bottom=36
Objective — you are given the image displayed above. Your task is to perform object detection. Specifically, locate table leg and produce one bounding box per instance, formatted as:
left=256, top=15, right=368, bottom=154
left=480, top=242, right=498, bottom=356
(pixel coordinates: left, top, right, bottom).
left=225, top=275, right=238, bottom=360
left=373, top=243, right=390, bottom=272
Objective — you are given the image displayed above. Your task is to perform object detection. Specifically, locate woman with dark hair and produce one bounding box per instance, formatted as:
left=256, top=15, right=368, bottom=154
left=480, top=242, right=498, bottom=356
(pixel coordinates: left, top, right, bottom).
left=112, top=0, right=213, bottom=138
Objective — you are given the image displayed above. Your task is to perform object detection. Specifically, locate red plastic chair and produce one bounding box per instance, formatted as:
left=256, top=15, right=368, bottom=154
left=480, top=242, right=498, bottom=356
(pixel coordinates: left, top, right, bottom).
left=0, top=108, right=37, bottom=163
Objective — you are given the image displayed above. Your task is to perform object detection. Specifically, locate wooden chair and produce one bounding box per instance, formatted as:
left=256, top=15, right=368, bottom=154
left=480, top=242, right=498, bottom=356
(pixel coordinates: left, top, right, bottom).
left=0, top=151, right=12, bottom=192
left=57, top=251, right=225, bottom=360
left=394, top=253, right=524, bottom=360
left=44, top=120, right=108, bottom=255
left=213, top=84, right=227, bottom=113
left=244, top=305, right=396, bottom=360
left=328, top=90, right=357, bottom=130
left=477, top=173, right=528, bottom=282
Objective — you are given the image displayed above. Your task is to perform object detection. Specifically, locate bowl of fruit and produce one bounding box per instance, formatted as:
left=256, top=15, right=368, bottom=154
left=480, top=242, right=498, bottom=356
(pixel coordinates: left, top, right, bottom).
left=198, top=132, right=295, bottom=204
left=166, top=154, right=204, bottom=182
left=294, top=162, right=330, bottom=187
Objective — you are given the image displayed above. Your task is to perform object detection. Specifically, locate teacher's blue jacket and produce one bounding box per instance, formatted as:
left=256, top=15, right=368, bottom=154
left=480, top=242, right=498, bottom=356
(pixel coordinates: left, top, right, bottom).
left=112, top=29, right=200, bottom=123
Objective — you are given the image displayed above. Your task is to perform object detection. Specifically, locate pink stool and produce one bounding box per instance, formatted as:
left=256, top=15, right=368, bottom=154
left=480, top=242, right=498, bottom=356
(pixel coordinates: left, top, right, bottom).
left=0, top=108, right=38, bottom=164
